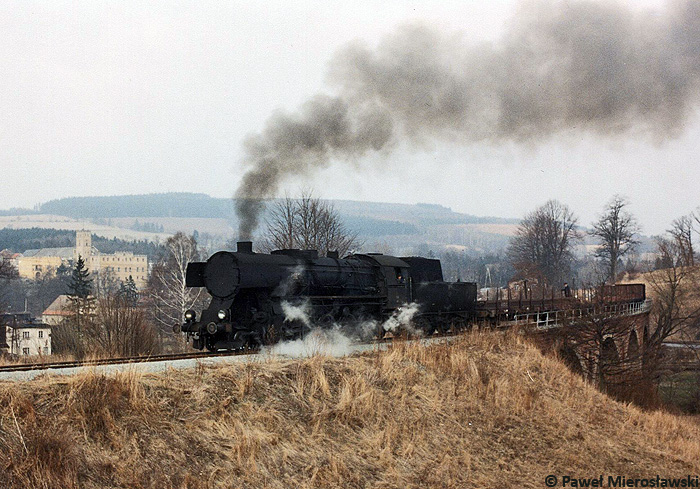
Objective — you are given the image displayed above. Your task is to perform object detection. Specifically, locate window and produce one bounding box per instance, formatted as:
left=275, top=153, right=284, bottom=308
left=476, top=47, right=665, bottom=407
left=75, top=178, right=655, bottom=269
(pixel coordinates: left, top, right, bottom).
left=23, top=331, right=30, bottom=339
left=43, top=347, right=49, bottom=355
left=38, top=331, right=44, bottom=338
left=22, top=348, right=29, bottom=355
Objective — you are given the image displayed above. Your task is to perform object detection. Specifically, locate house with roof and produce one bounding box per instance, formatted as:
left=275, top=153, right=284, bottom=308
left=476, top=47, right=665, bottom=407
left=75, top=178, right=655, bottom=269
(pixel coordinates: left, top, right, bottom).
left=0, top=313, right=51, bottom=356
left=41, top=294, right=72, bottom=326
left=0, top=249, right=21, bottom=270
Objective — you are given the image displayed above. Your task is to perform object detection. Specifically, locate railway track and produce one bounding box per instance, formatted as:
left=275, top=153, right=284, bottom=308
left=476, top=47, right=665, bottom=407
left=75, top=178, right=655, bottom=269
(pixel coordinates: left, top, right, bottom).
left=5, top=319, right=681, bottom=375
left=0, top=349, right=260, bottom=373
left=0, top=332, right=430, bottom=375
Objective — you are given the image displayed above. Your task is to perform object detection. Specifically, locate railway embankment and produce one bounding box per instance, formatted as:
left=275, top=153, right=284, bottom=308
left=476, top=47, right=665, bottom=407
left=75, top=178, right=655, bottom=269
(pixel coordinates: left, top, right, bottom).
left=1, top=331, right=699, bottom=488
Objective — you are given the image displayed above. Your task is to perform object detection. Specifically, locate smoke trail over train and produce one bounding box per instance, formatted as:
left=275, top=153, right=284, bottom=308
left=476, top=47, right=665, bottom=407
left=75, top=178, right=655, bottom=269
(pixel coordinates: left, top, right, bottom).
left=235, top=0, right=700, bottom=238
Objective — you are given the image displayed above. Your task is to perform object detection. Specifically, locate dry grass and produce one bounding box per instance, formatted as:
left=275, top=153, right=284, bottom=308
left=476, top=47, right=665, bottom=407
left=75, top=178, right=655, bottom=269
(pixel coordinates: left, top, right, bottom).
left=1, top=331, right=699, bottom=488
left=0, top=352, right=79, bottom=367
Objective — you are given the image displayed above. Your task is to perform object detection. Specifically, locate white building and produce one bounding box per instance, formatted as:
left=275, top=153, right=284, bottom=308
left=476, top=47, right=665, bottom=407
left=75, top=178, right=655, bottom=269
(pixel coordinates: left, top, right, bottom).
left=0, top=313, right=52, bottom=356
left=15, top=230, right=149, bottom=289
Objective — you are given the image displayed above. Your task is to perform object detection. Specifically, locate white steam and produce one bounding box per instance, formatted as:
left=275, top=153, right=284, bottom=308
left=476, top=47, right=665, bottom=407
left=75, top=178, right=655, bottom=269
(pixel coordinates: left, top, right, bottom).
left=268, top=300, right=423, bottom=358
left=360, top=302, right=422, bottom=338
left=268, top=327, right=354, bottom=358
left=273, top=264, right=307, bottom=297
left=381, top=303, right=422, bottom=335
left=280, top=300, right=312, bottom=327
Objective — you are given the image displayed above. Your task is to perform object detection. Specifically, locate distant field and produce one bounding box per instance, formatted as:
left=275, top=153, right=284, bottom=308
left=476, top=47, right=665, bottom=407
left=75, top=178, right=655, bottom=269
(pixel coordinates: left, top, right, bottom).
left=0, top=215, right=169, bottom=242
left=464, top=223, right=520, bottom=236
left=108, top=217, right=235, bottom=236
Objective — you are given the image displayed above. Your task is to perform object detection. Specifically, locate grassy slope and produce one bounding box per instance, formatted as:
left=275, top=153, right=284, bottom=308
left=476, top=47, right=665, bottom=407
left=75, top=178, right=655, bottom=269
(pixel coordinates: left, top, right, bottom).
left=1, top=332, right=699, bottom=489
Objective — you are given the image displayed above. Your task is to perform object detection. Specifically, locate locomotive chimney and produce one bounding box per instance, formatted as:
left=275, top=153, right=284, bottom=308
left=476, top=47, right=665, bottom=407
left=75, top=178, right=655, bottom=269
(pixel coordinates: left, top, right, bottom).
left=237, top=241, right=253, bottom=253
left=327, top=250, right=339, bottom=259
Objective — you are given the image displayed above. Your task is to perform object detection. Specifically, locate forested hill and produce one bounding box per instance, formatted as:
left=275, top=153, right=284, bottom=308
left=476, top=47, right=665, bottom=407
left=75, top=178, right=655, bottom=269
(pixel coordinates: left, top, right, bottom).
left=38, top=193, right=234, bottom=219
left=0, top=228, right=164, bottom=260
left=31, top=193, right=517, bottom=226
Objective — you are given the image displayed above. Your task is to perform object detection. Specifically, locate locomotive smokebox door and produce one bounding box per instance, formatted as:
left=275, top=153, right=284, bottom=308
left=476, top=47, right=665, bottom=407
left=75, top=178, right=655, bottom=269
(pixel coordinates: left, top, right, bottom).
left=204, top=251, right=241, bottom=299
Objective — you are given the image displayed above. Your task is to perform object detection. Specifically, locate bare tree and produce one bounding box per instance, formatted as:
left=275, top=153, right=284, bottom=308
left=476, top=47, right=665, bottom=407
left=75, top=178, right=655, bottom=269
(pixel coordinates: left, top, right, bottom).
left=93, top=267, right=121, bottom=299
left=590, top=196, right=640, bottom=283
left=0, top=255, right=18, bottom=310
left=554, top=236, right=700, bottom=407
left=507, top=200, right=580, bottom=286
left=260, top=194, right=298, bottom=251
left=669, top=214, right=694, bottom=267
left=642, top=236, right=700, bottom=392
left=95, top=292, right=159, bottom=357
left=147, top=232, right=206, bottom=329
left=259, top=190, right=360, bottom=257
left=647, top=237, right=700, bottom=345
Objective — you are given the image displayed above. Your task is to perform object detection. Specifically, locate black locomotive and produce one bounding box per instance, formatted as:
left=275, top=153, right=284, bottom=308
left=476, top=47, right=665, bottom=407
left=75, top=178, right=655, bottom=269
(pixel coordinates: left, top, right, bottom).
left=176, top=241, right=477, bottom=351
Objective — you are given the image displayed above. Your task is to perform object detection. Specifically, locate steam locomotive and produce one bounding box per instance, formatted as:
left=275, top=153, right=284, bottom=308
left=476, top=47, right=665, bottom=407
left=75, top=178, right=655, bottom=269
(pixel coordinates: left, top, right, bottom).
left=176, top=241, right=477, bottom=351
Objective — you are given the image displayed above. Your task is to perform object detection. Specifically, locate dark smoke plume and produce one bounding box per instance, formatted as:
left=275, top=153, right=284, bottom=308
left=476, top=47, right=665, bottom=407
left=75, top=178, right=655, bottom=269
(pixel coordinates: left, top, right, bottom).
left=235, top=0, right=700, bottom=237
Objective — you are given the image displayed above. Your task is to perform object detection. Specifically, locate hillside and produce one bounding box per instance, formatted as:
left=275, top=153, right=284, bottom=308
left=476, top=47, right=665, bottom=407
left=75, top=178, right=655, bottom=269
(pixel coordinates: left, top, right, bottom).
left=0, top=193, right=519, bottom=254
left=1, top=332, right=698, bottom=488
left=33, top=194, right=517, bottom=226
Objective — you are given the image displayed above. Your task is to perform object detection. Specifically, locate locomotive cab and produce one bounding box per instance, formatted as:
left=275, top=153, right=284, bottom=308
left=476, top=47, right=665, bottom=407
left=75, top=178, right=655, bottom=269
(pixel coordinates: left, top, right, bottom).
left=351, top=253, right=411, bottom=309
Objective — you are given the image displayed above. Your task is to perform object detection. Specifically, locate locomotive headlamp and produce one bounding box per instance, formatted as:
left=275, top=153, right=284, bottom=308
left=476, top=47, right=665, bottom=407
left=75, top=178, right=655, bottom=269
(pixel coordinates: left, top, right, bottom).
left=184, top=309, right=196, bottom=321
left=206, top=322, right=218, bottom=335
left=217, top=309, right=228, bottom=320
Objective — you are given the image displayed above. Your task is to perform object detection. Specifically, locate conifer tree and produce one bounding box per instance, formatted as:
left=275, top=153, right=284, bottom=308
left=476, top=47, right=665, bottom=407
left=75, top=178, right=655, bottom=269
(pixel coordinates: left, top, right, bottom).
left=119, top=275, right=139, bottom=307
left=68, top=255, right=93, bottom=298
left=66, top=255, right=96, bottom=337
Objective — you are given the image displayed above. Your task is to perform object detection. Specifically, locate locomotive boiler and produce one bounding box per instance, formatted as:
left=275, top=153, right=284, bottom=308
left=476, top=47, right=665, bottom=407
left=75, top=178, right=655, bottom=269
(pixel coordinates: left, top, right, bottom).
left=176, top=241, right=477, bottom=351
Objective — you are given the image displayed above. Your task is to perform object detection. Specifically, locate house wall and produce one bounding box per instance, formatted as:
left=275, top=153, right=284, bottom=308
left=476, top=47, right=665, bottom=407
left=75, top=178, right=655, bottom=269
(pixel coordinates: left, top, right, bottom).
left=41, top=314, right=67, bottom=326
left=89, top=252, right=149, bottom=288
left=5, top=326, right=52, bottom=356
left=17, top=256, right=64, bottom=279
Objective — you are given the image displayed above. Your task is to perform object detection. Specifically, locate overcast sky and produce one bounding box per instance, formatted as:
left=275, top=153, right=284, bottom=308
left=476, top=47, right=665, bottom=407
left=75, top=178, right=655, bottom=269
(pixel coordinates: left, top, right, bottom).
left=1, top=0, right=696, bottom=234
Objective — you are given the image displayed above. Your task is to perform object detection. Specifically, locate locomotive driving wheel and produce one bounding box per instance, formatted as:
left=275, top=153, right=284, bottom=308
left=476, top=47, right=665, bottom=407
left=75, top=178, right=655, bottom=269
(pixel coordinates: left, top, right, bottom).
left=417, top=317, right=437, bottom=336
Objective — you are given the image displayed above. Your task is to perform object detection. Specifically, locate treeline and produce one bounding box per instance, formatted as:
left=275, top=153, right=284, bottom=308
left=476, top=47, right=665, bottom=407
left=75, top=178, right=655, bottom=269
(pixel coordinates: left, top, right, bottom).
left=438, top=250, right=515, bottom=287
left=0, top=207, right=38, bottom=216
left=0, top=228, right=74, bottom=251
left=39, top=193, right=234, bottom=218
left=130, top=220, right=165, bottom=233
left=342, top=215, right=419, bottom=236
left=92, top=236, right=165, bottom=261
left=0, top=228, right=165, bottom=261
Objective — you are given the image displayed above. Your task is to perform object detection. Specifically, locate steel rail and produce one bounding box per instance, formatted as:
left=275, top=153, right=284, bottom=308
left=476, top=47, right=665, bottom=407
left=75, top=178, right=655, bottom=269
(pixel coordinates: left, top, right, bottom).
left=0, top=349, right=260, bottom=373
